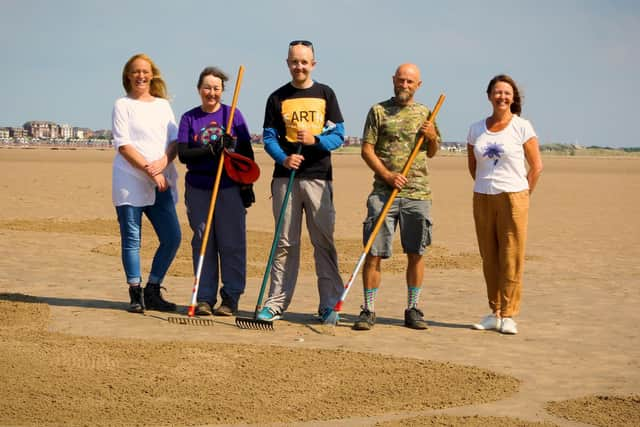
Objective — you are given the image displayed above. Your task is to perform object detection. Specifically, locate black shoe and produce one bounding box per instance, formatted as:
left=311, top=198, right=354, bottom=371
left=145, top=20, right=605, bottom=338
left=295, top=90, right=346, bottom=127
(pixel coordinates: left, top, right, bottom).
left=143, top=282, right=176, bottom=312
left=353, top=308, right=376, bottom=331
left=127, top=286, right=144, bottom=313
left=404, top=307, right=428, bottom=330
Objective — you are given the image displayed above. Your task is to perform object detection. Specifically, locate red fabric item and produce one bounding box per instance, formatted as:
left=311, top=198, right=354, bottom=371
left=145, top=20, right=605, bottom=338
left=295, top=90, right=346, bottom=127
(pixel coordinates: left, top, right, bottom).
left=223, top=150, right=260, bottom=184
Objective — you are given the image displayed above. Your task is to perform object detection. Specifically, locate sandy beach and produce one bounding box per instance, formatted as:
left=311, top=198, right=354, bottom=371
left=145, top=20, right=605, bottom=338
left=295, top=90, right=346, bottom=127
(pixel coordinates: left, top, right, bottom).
left=0, top=147, right=638, bottom=426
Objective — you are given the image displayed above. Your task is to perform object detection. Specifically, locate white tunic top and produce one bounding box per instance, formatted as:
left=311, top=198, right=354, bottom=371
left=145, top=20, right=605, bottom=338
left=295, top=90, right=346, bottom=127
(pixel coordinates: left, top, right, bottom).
left=467, top=115, right=537, bottom=195
left=111, top=96, right=179, bottom=206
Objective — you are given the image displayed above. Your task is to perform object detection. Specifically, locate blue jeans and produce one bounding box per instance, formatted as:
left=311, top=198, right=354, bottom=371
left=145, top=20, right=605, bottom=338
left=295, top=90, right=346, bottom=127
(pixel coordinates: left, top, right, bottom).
left=115, top=189, right=181, bottom=285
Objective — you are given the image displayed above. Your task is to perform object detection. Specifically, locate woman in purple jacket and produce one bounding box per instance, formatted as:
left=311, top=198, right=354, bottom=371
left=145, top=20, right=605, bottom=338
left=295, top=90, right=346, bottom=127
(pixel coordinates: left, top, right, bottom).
left=177, top=66, right=255, bottom=317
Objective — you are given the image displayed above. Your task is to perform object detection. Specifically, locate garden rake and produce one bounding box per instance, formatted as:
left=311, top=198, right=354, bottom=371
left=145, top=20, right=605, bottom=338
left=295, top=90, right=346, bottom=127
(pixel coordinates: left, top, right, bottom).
left=167, top=65, right=245, bottom=326
left=236, top=143, right=304, bottom=330
left=323, top=94, right=446, bottom=326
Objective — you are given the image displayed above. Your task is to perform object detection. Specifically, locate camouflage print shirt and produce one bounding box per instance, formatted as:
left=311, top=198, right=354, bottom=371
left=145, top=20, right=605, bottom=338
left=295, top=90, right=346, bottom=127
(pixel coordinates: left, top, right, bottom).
left=362, top=98, right=441, bottom=200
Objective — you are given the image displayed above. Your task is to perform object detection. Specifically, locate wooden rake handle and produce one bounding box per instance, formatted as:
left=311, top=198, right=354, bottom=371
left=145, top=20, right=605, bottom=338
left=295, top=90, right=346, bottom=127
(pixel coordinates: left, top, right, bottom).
left=200, top=65, right=245, bottom=257
left=187, top=65, right=245, bottom=317
left=362, top=94, right=446, bottom=255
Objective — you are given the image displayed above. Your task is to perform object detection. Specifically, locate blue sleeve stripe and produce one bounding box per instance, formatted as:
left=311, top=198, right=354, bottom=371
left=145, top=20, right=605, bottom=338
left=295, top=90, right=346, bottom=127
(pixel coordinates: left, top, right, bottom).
left=262, top=127, right=287, bottom=164
left=316, top=122, right=345, bottom=151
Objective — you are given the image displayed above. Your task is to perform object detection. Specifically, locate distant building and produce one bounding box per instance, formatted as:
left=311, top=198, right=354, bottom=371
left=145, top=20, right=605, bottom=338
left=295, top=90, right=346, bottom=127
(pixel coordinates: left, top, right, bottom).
left=93, top=129, right=112, bottom=139
left=344, top=136, right=361, bottom=146
left=0, top=128, right=9, bottom=139
left=60, top=124, right=73, bottom=139
left=23, top=121, right=59, bottom=139
left=74, top=127, right=93, bottom=139
left=10, top=127, right=26, bottom=138
left=442, top=142, right=465, bottom=152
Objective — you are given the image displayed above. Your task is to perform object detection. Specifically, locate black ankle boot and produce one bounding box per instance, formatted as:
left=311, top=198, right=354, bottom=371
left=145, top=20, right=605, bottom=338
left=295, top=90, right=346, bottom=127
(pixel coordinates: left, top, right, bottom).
left=128, top=286, right=144, bottom=313
left=143, top=282, right=176, bottom=312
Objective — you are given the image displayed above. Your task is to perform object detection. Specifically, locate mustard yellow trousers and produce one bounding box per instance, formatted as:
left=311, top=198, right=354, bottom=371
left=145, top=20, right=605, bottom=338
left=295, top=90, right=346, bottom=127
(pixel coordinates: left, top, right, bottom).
left=473, top=190, right=529, bottom=317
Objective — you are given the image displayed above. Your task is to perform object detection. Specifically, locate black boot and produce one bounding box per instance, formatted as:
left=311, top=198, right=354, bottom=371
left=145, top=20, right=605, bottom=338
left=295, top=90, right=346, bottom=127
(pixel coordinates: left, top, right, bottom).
left=128, top=286, right=144, bottom=313
left=143, top=282, right=176, bottom=312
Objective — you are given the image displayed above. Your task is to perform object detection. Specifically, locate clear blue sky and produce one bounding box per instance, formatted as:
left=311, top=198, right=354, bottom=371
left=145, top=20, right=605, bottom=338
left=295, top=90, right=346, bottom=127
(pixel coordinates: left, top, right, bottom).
left=1, top=0, right=638, bottom=147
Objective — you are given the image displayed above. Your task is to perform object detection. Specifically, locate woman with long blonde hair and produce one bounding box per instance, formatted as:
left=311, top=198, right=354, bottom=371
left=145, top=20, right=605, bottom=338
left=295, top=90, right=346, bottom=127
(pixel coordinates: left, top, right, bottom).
left=112, top=53, right=181, bottom=313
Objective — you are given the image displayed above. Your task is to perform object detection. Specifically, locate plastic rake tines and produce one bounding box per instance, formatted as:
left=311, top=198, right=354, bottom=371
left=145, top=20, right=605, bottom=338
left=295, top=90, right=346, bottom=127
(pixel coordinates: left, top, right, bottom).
left=235, top=316, right=274, bottom=331
left=167, top=316, right=216, bottom=326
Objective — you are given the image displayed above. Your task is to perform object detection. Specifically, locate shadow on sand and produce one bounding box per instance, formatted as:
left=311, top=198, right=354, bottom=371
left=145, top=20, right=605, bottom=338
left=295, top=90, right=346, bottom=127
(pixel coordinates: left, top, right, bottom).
left=0, top=292, right=472, bottom=330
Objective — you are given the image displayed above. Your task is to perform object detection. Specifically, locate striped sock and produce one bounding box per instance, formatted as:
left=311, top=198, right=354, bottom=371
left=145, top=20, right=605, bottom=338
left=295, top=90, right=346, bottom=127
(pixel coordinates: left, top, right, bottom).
left=364, top=288, right=378, bottom=312
left=407, top=286, right=422, bottom=309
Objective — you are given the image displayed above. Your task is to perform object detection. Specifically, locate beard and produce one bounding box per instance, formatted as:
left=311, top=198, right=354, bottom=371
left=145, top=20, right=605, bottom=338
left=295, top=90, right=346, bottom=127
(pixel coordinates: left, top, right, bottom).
left=394, top=88, right=412, bottom=104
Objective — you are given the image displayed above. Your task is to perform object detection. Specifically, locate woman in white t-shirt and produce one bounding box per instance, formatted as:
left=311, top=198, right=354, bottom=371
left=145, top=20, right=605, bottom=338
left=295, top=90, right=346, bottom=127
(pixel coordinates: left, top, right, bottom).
left=112, top=53, right=181, bottom=314
left=466, top=74, right=543, bottom=335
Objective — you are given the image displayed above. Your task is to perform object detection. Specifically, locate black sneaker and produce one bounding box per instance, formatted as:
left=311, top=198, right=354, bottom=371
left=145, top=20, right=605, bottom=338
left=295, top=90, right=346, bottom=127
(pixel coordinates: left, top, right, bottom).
left=353, top=308, right=376, bottom=330
left=404, top=307, right=428, bottom=330
left=143, top=282, right=177, bottom=312
left=127, top=286, right=144, bottom=313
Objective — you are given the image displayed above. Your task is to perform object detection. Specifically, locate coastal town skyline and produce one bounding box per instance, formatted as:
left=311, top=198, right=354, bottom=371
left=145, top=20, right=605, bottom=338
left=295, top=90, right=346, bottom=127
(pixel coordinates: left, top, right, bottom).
left=2, top=1, right=639, bottom=148
left=2, top=118, right=637, bottom=151
left=0, top=119, right=367, bottom=148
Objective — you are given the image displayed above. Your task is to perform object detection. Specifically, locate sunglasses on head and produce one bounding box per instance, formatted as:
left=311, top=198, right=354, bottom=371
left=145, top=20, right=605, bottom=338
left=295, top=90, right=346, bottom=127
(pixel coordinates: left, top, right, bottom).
left=289, top=40, right=314, bottom=53
left=289, top=40, right=313, bottom=47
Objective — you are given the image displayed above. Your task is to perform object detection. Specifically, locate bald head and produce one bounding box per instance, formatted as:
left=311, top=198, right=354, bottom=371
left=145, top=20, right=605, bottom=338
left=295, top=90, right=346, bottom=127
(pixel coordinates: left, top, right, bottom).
left=393, top=63, right=422, bottom=105
left=395, top=63, right=421, bottom=80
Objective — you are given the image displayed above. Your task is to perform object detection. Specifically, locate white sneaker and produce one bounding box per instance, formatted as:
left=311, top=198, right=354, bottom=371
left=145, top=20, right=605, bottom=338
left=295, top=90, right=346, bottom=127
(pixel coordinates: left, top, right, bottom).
left=472, top=314, right=500, bottom=330
left=500, top=317, right=518, bottom=335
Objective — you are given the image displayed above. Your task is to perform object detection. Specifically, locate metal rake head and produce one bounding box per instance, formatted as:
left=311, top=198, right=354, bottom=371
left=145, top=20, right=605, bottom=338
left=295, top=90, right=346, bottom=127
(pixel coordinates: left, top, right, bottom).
left=167, top=316, right=215, bottom=326
left=235, top=316, right=274, bottom=331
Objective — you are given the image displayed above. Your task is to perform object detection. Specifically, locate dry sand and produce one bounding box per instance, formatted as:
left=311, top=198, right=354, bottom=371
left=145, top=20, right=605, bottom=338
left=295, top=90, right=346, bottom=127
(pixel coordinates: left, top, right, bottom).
left=0, top=147, right=638, bottom=426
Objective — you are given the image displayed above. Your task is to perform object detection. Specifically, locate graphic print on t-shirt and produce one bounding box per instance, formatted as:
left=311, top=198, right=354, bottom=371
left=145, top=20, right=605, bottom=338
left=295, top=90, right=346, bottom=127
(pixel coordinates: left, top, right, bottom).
left=482, top=142, right=504, bottom=166
left=196, top=120, right=224, bottom=146
left=281, top=97, right=326, bottom=142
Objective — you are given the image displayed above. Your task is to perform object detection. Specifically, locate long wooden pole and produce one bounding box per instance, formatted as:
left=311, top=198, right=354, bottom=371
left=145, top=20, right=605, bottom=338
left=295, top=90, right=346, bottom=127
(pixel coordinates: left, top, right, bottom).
left=187, top=65, right=245, bottom=317
left=326, top=94, right=446, bottom=322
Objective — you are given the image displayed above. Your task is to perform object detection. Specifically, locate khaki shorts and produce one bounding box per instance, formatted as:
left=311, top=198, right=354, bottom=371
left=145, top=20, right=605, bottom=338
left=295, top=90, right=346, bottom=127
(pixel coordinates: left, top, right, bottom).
left=363, top=194, right=432, bottom=258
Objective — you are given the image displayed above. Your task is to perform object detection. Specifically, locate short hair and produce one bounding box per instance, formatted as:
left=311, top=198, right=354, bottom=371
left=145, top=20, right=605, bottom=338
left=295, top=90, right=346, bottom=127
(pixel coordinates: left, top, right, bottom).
left=288, top=39, right=315, bottom=58
left=197, top=66, right=229, bottom=90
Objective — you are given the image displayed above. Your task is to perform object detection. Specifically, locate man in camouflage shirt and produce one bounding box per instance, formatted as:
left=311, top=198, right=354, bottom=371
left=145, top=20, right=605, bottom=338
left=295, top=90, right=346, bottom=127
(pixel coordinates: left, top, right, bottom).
left=353, top=63, right=441, bottom=331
